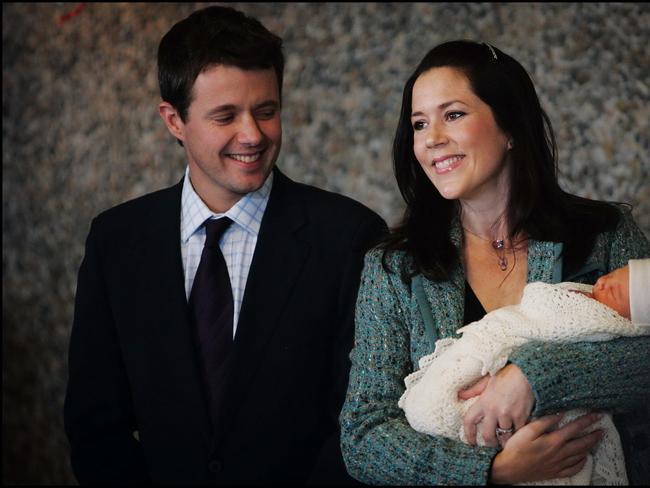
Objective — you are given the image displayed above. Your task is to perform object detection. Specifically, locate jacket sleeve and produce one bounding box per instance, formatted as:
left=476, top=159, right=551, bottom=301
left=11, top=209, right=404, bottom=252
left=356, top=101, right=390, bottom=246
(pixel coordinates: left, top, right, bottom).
left=509, top=210, right=650, bottom=417
left=64, top=218, right=150, bottom=484
left=339, top=249, right=497, bottom=485
left=308, top=212, right=387, bottom=485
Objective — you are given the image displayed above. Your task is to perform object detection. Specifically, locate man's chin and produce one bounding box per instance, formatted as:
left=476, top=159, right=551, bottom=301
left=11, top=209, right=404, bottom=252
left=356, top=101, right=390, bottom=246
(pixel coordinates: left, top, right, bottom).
left=232, top=168, right=273, bottom=193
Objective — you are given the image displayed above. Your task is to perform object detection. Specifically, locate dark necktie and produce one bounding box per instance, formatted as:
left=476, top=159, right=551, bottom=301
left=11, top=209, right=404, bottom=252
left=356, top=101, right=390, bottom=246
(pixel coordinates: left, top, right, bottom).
left=189, top=217, right=234, bottom=428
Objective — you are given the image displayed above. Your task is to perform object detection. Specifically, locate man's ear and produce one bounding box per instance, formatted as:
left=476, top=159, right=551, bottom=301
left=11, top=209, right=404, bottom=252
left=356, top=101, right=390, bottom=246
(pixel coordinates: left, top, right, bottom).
left=158, top=101, right=185, bottom=142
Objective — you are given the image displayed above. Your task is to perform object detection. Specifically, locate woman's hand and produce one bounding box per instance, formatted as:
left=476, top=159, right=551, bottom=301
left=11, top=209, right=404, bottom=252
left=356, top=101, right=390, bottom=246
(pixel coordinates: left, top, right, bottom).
left=489, top=412, right=604, bottom=484
left=458, top=363, right=534, bottom=447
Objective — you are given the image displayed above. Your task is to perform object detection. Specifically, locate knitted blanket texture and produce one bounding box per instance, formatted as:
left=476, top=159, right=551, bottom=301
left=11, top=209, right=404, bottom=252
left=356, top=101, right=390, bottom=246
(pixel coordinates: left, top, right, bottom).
left=398, top=281, right=649, bottom=485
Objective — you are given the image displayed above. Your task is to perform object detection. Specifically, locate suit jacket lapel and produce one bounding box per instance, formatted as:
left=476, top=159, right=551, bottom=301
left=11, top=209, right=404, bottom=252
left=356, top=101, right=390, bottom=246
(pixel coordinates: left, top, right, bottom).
left=212, top=169, right=311, bottom=445
left=235, top=170, right=311, bottom=350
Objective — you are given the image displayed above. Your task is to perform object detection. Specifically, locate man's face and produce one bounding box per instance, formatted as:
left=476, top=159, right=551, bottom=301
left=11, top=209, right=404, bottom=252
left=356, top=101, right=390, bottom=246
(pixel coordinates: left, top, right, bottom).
left=593, top=265, right=631, bottom=319
left=170, top=65, right=282, bottom=212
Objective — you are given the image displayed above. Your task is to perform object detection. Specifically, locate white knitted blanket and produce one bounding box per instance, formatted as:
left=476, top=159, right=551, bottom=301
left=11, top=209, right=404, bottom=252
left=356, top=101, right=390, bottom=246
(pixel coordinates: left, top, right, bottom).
left=399, top=281, right=649, bottom=485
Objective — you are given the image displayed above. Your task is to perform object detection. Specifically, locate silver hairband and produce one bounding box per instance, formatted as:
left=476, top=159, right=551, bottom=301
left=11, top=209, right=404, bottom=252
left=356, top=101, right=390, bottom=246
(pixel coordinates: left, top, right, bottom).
left=483, top=42, right=498, bottom=61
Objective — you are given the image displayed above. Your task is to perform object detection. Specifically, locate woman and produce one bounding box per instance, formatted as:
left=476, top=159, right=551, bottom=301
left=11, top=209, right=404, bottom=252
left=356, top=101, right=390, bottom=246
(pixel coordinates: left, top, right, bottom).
left=339, top=40, right=650, bottom=485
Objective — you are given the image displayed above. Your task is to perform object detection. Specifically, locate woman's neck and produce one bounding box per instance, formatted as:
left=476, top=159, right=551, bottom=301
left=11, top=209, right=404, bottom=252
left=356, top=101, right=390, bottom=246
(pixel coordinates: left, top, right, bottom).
left=459, top=198, right=509, bottom=240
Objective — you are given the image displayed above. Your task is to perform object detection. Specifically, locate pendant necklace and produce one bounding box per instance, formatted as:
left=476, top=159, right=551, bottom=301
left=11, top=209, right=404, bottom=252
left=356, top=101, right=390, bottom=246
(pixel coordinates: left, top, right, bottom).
left=464, top=227, right=509, bottom=271
left=491, top=238, right=508, bottom=271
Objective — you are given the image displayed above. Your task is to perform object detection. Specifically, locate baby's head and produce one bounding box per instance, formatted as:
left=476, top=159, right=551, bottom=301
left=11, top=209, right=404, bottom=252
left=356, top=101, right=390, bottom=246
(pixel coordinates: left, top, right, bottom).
left=592, top=265, right=630, bottom=319
left=592, top=259, right=649, bottom=325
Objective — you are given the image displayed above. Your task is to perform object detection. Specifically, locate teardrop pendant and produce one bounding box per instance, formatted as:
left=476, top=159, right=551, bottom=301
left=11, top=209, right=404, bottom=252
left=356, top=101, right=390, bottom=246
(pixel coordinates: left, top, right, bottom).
left=492, top=239, right=507, bottom=271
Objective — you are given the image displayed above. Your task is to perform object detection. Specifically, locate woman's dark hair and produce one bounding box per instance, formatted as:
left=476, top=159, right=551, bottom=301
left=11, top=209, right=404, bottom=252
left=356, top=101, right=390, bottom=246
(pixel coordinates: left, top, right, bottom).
left=382, top=40, right=621, bottom=282
left=158, top=6, right=284, bottom=125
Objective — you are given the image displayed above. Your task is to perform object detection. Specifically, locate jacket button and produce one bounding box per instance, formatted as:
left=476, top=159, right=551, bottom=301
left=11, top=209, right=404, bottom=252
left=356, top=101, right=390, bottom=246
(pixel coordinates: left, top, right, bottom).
left=208, top=460, right=222, bottom=473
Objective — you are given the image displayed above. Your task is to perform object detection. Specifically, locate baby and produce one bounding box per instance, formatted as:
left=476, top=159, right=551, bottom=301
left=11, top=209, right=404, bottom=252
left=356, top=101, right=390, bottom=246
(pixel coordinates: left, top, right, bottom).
left=588, top=259, right=649, bottom=325
left=399, top=259, right=650, bottom=486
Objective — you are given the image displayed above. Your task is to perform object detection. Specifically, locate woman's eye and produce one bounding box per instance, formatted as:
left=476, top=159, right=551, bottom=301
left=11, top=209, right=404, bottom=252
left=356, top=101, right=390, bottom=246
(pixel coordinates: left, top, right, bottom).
left=446, top=111, right=465, bottom=121
left=412, top=121, right=426, bottom=131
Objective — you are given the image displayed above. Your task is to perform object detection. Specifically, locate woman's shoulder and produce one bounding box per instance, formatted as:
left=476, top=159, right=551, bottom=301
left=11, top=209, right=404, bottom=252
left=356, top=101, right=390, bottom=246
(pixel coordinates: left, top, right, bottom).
left=613, top=204, right=643, bottom=232
left=364, top=247, right=416, bottom=278
left=587, top=204, right=650, bottom=270
left=361, top=247, right=416, bottom=293
left=597, top=204, right=648, bottom=246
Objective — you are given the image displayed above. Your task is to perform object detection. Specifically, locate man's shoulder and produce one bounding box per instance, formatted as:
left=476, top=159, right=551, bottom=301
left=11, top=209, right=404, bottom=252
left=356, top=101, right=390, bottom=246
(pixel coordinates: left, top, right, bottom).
left=91, top=180, right=182, bottom=231
left=282, top=174, right=383, bottom=223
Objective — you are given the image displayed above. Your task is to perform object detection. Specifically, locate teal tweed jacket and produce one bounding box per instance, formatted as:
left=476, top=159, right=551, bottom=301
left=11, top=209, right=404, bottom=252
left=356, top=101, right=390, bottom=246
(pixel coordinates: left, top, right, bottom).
left=340, top=209, right=650, bottom=485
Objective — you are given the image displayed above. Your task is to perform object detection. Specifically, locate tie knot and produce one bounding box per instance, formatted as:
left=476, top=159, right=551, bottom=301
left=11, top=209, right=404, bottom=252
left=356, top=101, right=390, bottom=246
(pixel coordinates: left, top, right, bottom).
left=203, top=217, right=233, bottom=248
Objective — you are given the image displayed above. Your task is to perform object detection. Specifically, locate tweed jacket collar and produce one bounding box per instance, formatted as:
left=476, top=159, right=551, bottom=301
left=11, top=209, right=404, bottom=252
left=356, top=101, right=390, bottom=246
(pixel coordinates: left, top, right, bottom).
left=417, top=218, right=595, bottom=347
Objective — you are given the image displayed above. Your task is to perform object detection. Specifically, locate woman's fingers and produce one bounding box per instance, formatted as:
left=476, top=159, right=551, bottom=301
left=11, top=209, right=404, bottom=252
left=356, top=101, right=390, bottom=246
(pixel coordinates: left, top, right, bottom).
left=480, top=413, right=499, bottom=447
left=520, top=412, right=566, bottom=438
left=495, top=414, right=515, bottom=447
left=462, top=400, right=484, bottom=444
left=458, top=375, right=489, bottom=400
left=556, top=456, right=589, bottom=479
left=489, top=412, right=604, bottom=484
left=552, top=413, right=602, bottom=443
left=558, top=453, right=589, bottom=470
left=513, top=411, right=528, bottom=431
left=561, top=429, right=603, bottom=458
left=460, top=365, right=535, bottom=446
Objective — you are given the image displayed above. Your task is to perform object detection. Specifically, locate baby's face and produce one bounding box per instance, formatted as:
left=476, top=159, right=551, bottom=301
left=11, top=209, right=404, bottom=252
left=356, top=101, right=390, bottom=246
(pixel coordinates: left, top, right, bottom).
left=592, top=265, right=631, bottom=319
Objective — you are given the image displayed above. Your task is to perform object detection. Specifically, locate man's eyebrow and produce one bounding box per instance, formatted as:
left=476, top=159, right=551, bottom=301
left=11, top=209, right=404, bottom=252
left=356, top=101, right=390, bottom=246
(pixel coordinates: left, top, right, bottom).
left=254, top=100, right=280, bottom=110
left=411, top=100, right=465, bottom=118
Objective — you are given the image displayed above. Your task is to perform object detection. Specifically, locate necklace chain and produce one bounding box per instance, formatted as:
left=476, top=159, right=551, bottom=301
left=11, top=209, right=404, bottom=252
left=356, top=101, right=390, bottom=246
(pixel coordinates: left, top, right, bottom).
left=463, top=227, right=509, bottom=271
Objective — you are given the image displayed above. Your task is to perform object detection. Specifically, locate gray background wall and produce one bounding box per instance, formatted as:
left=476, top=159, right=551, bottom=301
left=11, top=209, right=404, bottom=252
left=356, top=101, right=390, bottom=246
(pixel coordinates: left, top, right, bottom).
left=3, top=2, right=649, bottom=484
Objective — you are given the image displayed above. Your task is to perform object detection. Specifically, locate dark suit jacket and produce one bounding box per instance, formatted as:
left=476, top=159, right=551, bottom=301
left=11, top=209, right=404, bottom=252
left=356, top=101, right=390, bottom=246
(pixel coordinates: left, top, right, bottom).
left=64, top=168, right=387, bottom=485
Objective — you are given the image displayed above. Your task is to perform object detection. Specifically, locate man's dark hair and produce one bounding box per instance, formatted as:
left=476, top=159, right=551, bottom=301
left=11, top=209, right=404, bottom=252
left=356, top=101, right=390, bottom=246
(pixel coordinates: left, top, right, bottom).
left=158, top=5, right=284, bottom=122
left=382, top=40, right=621, bottom=283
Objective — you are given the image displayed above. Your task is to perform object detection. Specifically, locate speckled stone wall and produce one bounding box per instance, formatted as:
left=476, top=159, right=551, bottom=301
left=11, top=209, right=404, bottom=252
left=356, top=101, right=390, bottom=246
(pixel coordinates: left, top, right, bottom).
left=3, top=2, right=649, bottom=484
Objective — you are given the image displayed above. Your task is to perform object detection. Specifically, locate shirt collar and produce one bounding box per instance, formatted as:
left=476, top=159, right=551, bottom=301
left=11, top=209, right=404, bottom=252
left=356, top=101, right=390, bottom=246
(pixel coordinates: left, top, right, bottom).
left=180, top=166, right=273, bottom=243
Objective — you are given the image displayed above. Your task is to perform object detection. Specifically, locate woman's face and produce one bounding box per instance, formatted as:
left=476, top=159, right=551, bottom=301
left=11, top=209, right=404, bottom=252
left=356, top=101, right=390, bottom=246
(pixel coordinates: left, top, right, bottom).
left=411, top=67, right=511, bottom=203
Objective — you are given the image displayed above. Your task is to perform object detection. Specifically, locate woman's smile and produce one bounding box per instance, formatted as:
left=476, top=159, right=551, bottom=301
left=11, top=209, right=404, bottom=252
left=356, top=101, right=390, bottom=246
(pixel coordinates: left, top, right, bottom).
left=432, top=154, right=465, bottom=174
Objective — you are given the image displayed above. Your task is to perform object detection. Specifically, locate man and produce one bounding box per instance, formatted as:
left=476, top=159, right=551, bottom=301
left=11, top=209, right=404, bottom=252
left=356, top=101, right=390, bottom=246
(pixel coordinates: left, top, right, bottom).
left=64, top=6, right=386, bottom=485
